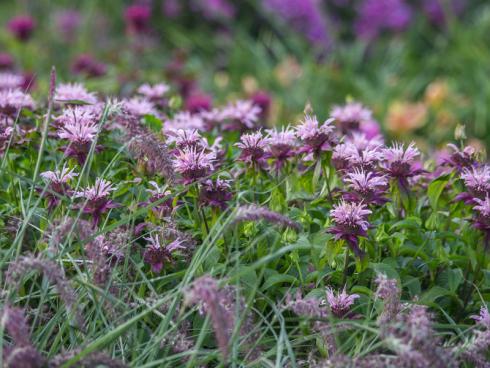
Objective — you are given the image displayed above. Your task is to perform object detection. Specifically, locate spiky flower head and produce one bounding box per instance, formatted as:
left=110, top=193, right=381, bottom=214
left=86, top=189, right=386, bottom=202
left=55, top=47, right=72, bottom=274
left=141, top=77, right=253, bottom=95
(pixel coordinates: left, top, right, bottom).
left=54, top=82, right=97, bottom=104
left=40, top=166, right=78, bottom=191
left=164, top=111, right=206, bottom=132
left=221, top=100, right=261, bottom=130
left=343, top=169, right=388, bottom=205
left=200, top=178, right=233, bottom=209
left=141, top=181, right=174, bottom=219
left=295, top=115, right=336, bottom=160
left=57, top=121, right=99, bottom=165
left=457, top=165, right=490, bottom=204
left=166, top=129, right=206, bottom=150
left=324, top=287, right=360, bottom=318
left=54, top=105, right=97, bottom=128
left=137, top=83, right=170, bottom=100
left=235, top=130, right=267, bottom=167
left=0, top=89, right=36, bottom=115
left=73, top=178, right=118, bottom=227
left=123, top=97, right=157, bottom=117
left=143, top=233, right=185, bottom=273
left=331, top=102, right=373, bottom=134
left=443, top=143, right=479, bottom=170
left=173, top=147, right=215, bottom=184
left=0, top=73, right=24, bottom=90
left=381, top=142, right=424, bottom=191
left=265, top=127, right=297, bottom=172
left=328, top=201, right=371, bottom=257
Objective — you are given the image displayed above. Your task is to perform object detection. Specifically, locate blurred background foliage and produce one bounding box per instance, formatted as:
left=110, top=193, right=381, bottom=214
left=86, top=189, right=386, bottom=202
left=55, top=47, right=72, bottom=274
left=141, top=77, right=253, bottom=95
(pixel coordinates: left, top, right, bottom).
left=1, top=0, right=490, bottom=150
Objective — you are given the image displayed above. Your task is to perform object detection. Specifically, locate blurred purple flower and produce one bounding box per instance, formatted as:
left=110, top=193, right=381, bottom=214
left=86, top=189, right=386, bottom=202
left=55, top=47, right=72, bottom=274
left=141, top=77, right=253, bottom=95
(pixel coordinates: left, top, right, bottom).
left=221, top=100, right=261, bottom=131
left=331, top=101, right=374, bottom=135
left=250, top=90, right=271, bottom=119
left=71, top=54, right=107, bottom=78
left=7, top=15, right=36, bottom=42
left=355, top=0, right=412, bottom=40
left=200, top=178, right=232, bottom=209
left=123, top=97, right=157, bottom=117
left=162, top=0, right=182, bottom=18
left=422, top=0, right=466, bottom=26
left=54, top=9, right=81, bottom=42
left=472, top=196, right=490, bottom=249
left=235, top=130, right=268, bottom=168
left=191, top=0, right=235, bottom=20
left=0, top=52, right=14, bottom=70
left=166, top=129, right=206, bottom=151
left=0, top=89, right=36, bottom=115
left=142, top=181, right=174, bottom=219
left=328, top=200, right=371, bottom=257
left=185, top=92, right=213, bottom=114
left=124, top=4, right=152, bottom=34
left=57, top=120, right=100, bottom=165
left=0, top=73, right=24, bottom=91
left=442, top=143, right=478, bottom=171
left=54, top=83, right=98, bottom=105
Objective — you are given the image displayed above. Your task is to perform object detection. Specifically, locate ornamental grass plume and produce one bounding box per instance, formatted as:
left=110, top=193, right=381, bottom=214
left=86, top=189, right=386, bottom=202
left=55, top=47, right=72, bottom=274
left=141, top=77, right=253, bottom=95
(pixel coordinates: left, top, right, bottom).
left=328, top=201, right=371, bottom=257
left=173, top=146, right=215, bottom=184
left=143, top=233, right=185, bottom=273
left=39, top=166, right=78, bottom=211
left=73, top=178, right=118, bottom=227
left=295, top=115, right=336, bottom=161
left=374, top=273, right=401, bottom=324
left=233, top=204, right=301, bottom=231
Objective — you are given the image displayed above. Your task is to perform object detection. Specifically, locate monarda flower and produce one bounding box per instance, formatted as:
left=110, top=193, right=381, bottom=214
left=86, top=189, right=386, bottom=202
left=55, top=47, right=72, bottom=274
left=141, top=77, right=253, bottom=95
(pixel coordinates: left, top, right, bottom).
left=328, top=201, right=371, bottom=257
left=0, top=89, right=36, bottom=115
left=40, top=166, right=78, bottom=211
left=71, top=54, right=107, bottom=78
left=456, top=165, right=490, bottom=204
left=54, top=105, right=97, bottom=129
left=265, top=127, right=297, bottom=173
left=442, top=143, right=478, bottom=171
left=57, top=120, right=100, bottom=165
left=164, top=111, right=206, bottom=132
left=330, top=101, right=374, bottom=135
left=0, top=73, right=24, bottom=90
left=471, top=196, right=490, bottom=249
left=143, top=233, right=185, bottom=273
left=137, top=83, right=169, bottom=107
left=221, top=100, right=261, bottom=131
left=324, top=287, right=360, bottom=318
left=7, top=15, right=36, bottom=42
left=166, top=129, right=206, bottom=151
left=235, top=130, right=267, bottom=168
left=250, top=90, right=271, bottom=119
left=0, top=125, right=13, bottom=155
left=185, top=92, right=213, bottom=113
left=124, top=4, right=151, bottom=34
left=0, top=52, right=14, bottom=70
left=73, top=178, right=118, bottom=227
left=295, top=115, right=336, bottom=160
left=123, top=97, right=157, bottom=118
left=343, top=169, right=388, bottom=205
left=173, top=147, right=215, bottom=184
left=200, top=178, right=232, bottom=209
left=54, top=83, right=98, bottom=105
left=142, top=181, right=175, bottom=219
left=381, top=142, right=424, bottom=192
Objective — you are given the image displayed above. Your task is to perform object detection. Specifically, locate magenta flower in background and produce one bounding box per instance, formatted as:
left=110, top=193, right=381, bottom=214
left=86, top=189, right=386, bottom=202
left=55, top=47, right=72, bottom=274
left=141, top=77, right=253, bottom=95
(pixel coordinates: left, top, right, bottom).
left=265, top=127, right=297, bottom=173
left=137, top=83, right=170, bottom=107
left=381, top=142, right=424, bottom=191
left=0, top=73, right=24, bottom=91
left=173, top=147, right=215, bottom=184
left=235, top=130, right=268, bottom=168
left=330, top=101, right=374, bottom=135
left=71, top=54, right=107, bottom=78
left=54, top=83, right=98, bottom=105
left=124, top=3, right=152, bottom=34
left=324, top=287, right=359, bottom=318
left=162, top=0, right=182, bottom=18
left=221, top=100, right=261, bottom=131
left=250, top=90, right=271, bottom=119
left=200, top=178, right=232, bottom=209
left=343, top=169, right=388, bottom=205
left=0, top=52, right=14, bottom=70
left=54, top=9, right=81, bottom=42
left=73, top=178, right=118, bottom=227
left=123, top=97, right=157, bottom=117
left=143, top=233, right=185, bottom=273
left=355, top=0, right=412, bottom=40
left=441, top=143, right=478, bottom=171
left=57, top=120, right=100, bottom=165
left=328, top=200, right=371, bottom=257
left=40, top=166, right=78, bottom=211
left=0, top=89, right=36, bottom=115
left=185, top=92, right=213, bottom=114
left=264, top=0, right=330, bottom=48
left=295, top=115, right=336, bottom=160
left=7, top=15, right=36, bottom=42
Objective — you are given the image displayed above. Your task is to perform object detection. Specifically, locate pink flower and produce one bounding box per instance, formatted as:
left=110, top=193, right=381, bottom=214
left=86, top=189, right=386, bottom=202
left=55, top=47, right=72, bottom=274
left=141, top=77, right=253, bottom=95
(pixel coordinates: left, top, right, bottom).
left=324, top=287, right=359, bottom=318
left=143, top=234, right=185, bottom=273
left=343, top=169, right=388, bottom=205
left=54, top=83, right=97, bottom=104
left=456, top=165, right=490, bottom=204
left=221, top=100, right=261, bottom=130
left=235, top=130, right=267, bottom=168
left=142, top=181, right=174, bottom=219
left=123, top=97, right=157, bottom=117
left=185, top=92, right=213, bottom=113
left=173, top=147, right=215, bottom=184
left=137, top=83, right=170, bottom=101
left=381, top=142, right=424, bottom=191
left=266, top=127, right=297, bottom=173
left=7, top=15, right=36, bottom=42
left=57, top=121, right=100, bottom=165
left=124, top=4, right=152, bottom=34
left=73, top=178, right=118, bottom=227
left=164, top=111, right=206, bottom=132
left=295, top=115, right=336, bottom=160
left=471, top=306, right=490, bottom=329
left=166, top=129, right=206, bottom=150
left=54, top=106, right=97, bottom=128
left=0, top=89, right=36, bottom=115
left=0, top=73, right=24, bottom=90
left=443, top=143, right=478, bottom=171
left=200, top=178, right=232, bottom=209
left=331, top=102, right=373, bottom=134
left=328, top=201, right=371, bottom=257
left=40, top=167, right=78, bottom=211
left=71, top=54, right=107, bottom=78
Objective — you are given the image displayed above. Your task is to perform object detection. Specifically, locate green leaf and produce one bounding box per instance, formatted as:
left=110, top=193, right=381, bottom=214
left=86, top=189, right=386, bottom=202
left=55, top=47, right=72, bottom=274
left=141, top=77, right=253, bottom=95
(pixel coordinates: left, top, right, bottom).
left=262, top=274, right=298, bottom=290
left=419, top=286, right=453, bottom=304
left=427, top=175, right=450, bottom=210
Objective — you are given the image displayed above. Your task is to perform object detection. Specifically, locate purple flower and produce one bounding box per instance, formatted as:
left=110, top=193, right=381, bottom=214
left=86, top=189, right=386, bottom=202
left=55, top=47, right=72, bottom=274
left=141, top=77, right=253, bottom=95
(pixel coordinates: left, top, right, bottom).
left=472, top=196, right=490, bottom=248
left=343, top=169, right=388, bottom=205
left=324, top=287, right=360, bottom=318
left=54, top=83, right=98, bottom=105
left=0, top=52, right=14, bottom=70
left=123, top=97, right=157, bottom=117
left=251, top=90, right=272, bottom=119
left=162, top=0, right=182, bottom=18
left=40, top=166, right=78, bottom=211
left=164, top=111, right=206, bottom=132
left=381, top=142, right=424, bottom=191
left=137, top=83, right=170, bottom=107
left=332, top=142, right=381, bottom=173
left=355, top=0, right=412, bottom=40
left=471, top=306, right=490, bottom=329
left=441, top=143, right=478, bottom=171
left=200, top=178, right=232, bottom=209
left=234, top=205, right=301, bottom=231
left=71, top=54, right=107, bottom=78
left=331, top=101, right=374, bottom=134
left=328, top=201, right=371, bottom=257
left=422, top=0, right=466, bottom=26
left=54, top=9, right=81, bottom=42
left=221, top=100, right=261, bottom=131
left=0, top=125, right=13, bottom=155
left=265, top=127, right=297, bottom=173
left=185, top=92, right=213, bottom=113
left=264, top=0, right=330, bottom=47
left=73, top=178, right=118, bottom=227
left=0, top=89, right=36, bottom=115
left=54, top=105, right=97, bottom=129
left=143, top=233, right=185, bottom=273
left=235, top=130, right=267, bottom=168
left=124, top=4, right=152, bottom=34
left=7, top=15, right=36, bottom=42
left=166, top=129, right=206, bottom=151
left=173, top=147, right=215, bottom=184
left=57, top=120, right=100, bottom=165
left=142, top=181, right=175, bottom=219
left=191, top=0, right=235, bottom=20
left=0, top=73, right=24, bottom=90
left=295, top=115, right=336, bottom=160
left=456, top=165, right=490, bottom=204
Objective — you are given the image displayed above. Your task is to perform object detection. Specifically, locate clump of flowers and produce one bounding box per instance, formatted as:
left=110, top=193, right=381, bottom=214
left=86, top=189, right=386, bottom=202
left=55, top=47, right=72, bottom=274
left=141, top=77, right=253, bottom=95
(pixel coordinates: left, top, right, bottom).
left=295, top=115, right=336, bottom=160
left=200, top=178, right=232, bottom=209
left=265, top=127, right=297, bottom=173
left=39, top=166, right=78, bottom=211
left=73, top=178, right=118, bottom=227
left=235, top=130, right=268, bottom=169
left=343, top=169, right=388, bottom=205
left=328, top=201, right=371, bottom=257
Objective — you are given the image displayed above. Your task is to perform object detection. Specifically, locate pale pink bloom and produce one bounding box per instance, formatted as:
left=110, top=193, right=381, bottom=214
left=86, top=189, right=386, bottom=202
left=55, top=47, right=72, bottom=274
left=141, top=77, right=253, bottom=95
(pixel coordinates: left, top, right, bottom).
left=235, top=130, right=267, bottom=167
left=74, top=178, right=115, bottom=200
left=123, top=97, right=157, bottom=117
left=221, top=100, right=261, bottom=130
left=54, top=105, right=97, bottom=127
left=54, top=82, right=97, bottom=104
left=331, top=101, right=373, bottom=133
left=324, top=287, right=360, bottom=318
left=164, top=111, right=206, bottom=132
left=0, top=89, right=36, bottom=114
left=166, top=128, right=206, bottom=150
left=173, top=147, right=215, bottom=184
left=137, top=83, right=170, bottom=99
left=40, top=166, right=78, bottom=184
left=0, top=73, right=24, bottom=90
left=57, top=121, right=98, bottom=142
left=461, top=166, right=490, bottom=197
left=266, top=127, right=297, bottom=172
left=345, top=132, right=383, bottom=151
left=344, top=169, right=388, bottom=205
left=73, top=178, right=117, bottom=226
left=40, top=166, right=78, bottom=210
left=295, top=115, right=336, bottom=160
